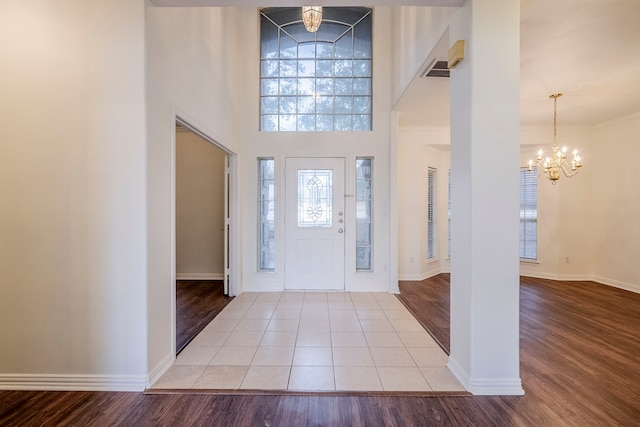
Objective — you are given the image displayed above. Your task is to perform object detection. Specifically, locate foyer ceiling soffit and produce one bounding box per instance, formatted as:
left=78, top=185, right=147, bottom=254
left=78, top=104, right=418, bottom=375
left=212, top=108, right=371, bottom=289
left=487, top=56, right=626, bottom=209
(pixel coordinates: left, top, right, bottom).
left=150, top=0, right=464, bottom=6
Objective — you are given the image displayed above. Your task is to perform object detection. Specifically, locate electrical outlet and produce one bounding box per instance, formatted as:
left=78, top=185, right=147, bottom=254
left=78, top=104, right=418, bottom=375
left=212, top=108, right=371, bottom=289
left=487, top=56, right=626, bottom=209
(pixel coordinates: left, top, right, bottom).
left=409, top=256, right=415, bottom=264
left=565, top=256, right=570, bottom=264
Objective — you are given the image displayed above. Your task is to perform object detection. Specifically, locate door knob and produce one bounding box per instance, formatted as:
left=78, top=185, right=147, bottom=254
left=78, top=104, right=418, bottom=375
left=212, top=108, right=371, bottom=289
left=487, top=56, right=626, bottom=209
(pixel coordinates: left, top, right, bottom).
left=338, top=228, right=344, bottom=233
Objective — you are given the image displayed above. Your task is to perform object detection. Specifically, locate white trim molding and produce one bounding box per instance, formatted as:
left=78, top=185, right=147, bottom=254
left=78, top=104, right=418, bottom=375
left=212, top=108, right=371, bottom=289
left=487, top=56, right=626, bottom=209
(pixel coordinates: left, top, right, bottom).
left=176, top=273, right=224, bottom=281
left=592, top=276, right=640, bottom=295
left=467, top=377, right=525, bottom=396
left=520, top=273, right=639, bottom=295
left=0, top=374, right=147, bottom=392
left=398, top=273, right=431, bottom=281
left=447, top=358, right=525, bottom=396
left=398, top=269, right=443, bottom=282
left=147, top=352, right=174, bottom=389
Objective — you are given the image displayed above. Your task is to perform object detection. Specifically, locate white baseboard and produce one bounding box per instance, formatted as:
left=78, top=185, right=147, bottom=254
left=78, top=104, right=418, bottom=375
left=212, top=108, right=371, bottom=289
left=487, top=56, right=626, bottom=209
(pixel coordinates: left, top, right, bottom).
left=447, top=357, right=470, bottom=391
left=447, top=358, right=524, bottom=396
left=397, top=270, right=639, bottom=295
left=467, top=377, right=525, bottom=396
left=147, top=352, right=174, bottom=388
left=242, top=283, right=285, bottom=292
left=0, top=373, right=147, bottom=392
left=592, top=276, right=640, bottom=294
left=398, top=270, right=442, bottom=281
left=398, top=273, right=428, bottom=281
left=521, top=272, right=639, bottom=294
left=520, top=271, right=591, bottom=281
left=176, top=273, right=224, bottom=281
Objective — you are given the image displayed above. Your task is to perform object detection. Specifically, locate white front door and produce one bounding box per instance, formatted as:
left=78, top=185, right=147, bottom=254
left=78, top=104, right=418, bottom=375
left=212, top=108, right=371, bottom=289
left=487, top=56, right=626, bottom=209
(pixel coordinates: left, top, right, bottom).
left=285, top=157, right=345, bottom=290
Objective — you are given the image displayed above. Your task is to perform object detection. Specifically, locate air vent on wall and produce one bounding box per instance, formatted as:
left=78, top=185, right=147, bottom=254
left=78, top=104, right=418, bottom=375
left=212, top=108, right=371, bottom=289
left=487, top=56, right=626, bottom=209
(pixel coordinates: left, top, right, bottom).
left=422, top=58, right=449, bottom=78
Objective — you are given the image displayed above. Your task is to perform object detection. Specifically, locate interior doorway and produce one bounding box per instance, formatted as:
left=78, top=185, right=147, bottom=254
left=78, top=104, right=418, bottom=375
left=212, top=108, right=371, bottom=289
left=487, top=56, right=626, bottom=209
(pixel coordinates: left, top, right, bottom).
left=173, top=118, right=236, bottom=354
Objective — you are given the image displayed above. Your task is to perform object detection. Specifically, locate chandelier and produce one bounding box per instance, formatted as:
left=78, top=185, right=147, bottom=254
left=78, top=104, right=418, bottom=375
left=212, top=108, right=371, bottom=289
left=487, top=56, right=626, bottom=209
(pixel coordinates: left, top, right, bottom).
left=302, top=6, right=323, bottom=32
left=528, top=93, right=583, bottom=184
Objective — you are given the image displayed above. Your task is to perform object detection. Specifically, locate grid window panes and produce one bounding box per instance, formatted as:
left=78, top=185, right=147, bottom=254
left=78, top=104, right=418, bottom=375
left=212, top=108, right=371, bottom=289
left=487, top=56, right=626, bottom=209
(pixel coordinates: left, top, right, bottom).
left=520, top=168, right=537, bottom=260
left=427, top=167, right=437, bottom=260
left=259, top=159, right=275, bottom=271
left=356, top=158, right=373, bottom=271
left=260, top=7, right=372, bottom=131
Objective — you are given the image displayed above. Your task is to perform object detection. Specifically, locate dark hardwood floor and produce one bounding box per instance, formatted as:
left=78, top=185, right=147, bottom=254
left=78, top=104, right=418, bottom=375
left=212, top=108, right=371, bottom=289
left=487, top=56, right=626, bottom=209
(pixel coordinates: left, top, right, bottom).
left=176, top=280, right=233, bottom=354
left=2, top=275, right=640, bottom=426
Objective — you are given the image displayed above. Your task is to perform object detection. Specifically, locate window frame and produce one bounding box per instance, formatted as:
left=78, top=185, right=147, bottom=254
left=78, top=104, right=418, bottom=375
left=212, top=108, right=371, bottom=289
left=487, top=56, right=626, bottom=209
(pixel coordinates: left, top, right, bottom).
left=520, top=167, right=538, bottom=261
left=259, top=7, right=373, bottom=132
left=427, top=167, right=437, bottom=261
left=258, top=158, right=276, bottom=271
left=355, top=157, right=373, bottom=271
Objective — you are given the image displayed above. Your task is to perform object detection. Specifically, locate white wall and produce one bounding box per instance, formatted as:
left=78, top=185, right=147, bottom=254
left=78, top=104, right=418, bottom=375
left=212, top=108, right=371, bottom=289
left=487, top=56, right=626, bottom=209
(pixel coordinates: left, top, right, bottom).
left=0, top=0, right=148, bottom=389
left=176, top=130, right=226, bottom=279
left=145, top=6, right=246, bottom=383
left=520, top=127, right=595, bottom=279
left=391, top=6, right=457, bottom=106
left=398, top=127, right=451, bottom=280
left=591, top=113, right=640, bottom=290
left=398, top=122, right=640, bottom=292
left=240, top=7, right=395, bottom=293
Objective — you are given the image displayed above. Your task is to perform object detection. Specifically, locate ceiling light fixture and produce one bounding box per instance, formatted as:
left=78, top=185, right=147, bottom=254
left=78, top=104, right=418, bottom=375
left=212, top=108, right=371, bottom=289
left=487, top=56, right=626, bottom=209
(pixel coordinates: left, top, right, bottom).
left=529, top=93, right=583, bottom=184
left=302, top=6, right=323, bottom=33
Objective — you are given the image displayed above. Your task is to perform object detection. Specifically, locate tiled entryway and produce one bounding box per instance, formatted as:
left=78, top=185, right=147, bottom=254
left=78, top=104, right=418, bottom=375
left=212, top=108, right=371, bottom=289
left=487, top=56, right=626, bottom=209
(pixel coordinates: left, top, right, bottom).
left=152, top=292, right=465, bottom=392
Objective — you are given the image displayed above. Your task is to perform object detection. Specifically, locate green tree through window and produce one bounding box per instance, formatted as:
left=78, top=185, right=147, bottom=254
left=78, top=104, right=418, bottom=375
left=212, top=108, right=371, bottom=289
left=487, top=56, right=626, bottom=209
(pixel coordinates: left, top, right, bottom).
left=260, top=7, right=372, bottom=132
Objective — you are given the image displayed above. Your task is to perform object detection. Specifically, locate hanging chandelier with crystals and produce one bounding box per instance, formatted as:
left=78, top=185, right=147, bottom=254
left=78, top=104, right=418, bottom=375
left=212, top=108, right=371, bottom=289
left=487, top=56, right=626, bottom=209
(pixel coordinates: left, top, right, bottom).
left=301, top=6, right=323, bottom=32
left=529, top=93, right=583, bottom=184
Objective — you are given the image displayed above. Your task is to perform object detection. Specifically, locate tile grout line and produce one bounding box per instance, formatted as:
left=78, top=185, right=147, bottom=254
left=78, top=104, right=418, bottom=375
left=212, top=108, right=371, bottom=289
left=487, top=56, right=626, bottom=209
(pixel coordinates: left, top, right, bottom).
left=165, top=291, right=459, bottom=392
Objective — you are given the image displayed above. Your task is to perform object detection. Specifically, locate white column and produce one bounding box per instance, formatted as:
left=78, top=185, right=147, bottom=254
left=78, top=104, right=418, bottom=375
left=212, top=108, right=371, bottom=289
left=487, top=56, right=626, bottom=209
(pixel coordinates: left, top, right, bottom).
left=448, top=0, right=524, bottom=395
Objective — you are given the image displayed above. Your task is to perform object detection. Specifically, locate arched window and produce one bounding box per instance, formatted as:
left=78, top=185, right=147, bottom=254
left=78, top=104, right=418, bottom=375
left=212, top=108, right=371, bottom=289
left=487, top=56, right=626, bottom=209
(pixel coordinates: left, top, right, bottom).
left=260, top=7, right=372, bottom=132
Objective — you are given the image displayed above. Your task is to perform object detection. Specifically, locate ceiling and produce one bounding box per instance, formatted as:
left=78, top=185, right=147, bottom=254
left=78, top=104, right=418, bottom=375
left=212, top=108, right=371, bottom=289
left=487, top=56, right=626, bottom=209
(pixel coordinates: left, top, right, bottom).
left=151, top=0, right=464, bottom=6
left=397, top=0, right=640, bottom=127
left=150, top=0, right=640, bottom=127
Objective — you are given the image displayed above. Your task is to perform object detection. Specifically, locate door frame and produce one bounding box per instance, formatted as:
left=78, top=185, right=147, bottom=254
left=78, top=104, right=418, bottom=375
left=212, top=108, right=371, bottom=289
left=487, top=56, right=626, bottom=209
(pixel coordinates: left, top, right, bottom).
left=170, top=109, right=238, bottom=357
left=284, top=155, right=348, bottom=291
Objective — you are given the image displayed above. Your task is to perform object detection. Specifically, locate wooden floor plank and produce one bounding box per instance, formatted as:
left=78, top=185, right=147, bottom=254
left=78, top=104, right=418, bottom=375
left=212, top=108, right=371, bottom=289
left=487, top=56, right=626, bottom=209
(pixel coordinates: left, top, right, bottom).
left=2, top=275, right=640, bottom=426
left=176, top=280, right=233, bottom=353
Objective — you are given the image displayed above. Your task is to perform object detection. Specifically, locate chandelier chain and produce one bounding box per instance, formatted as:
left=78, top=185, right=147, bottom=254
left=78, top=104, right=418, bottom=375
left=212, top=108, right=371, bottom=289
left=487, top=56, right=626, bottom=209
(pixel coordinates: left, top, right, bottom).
left=528, top=93, right=583, bottom=184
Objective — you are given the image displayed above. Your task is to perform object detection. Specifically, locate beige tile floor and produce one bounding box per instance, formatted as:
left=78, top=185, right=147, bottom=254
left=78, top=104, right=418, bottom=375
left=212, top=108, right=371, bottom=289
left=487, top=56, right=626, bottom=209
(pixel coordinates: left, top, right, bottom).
left=152, top=292, right=465, bottom=392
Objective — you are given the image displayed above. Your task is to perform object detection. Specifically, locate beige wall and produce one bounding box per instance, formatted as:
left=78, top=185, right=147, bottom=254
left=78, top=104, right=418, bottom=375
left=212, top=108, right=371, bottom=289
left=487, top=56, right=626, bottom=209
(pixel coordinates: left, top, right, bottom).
left=176, top=130, right=226, bottom=278
left=591, top=113, right=640, bottom=290
left=145, top=6, right=246, bottom=384
left=0, top=0, right=147, bottom=386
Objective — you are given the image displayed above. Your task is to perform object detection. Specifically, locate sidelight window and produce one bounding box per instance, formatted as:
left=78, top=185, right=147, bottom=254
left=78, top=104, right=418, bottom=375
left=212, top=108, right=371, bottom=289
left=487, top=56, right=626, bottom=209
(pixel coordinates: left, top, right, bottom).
left=356, top=158, right=373, bottom=270
left=258, top=159, right=275, bottom=270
